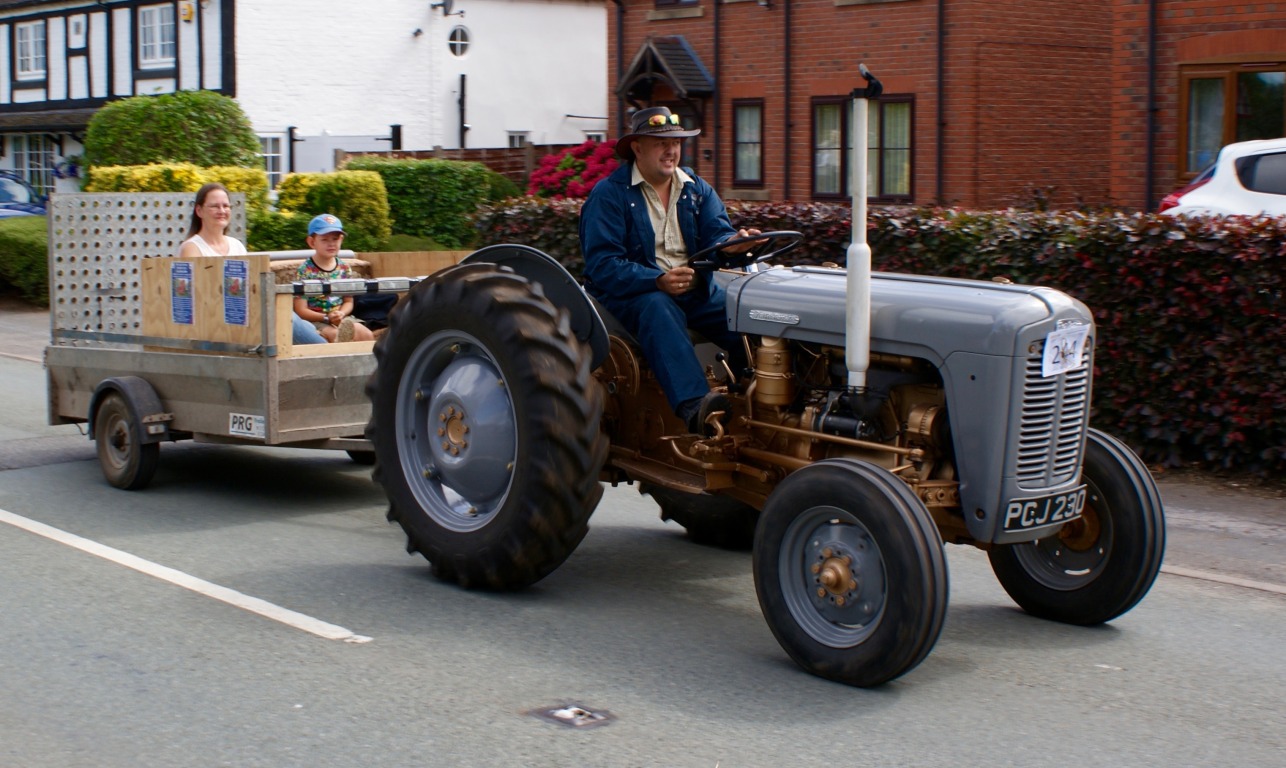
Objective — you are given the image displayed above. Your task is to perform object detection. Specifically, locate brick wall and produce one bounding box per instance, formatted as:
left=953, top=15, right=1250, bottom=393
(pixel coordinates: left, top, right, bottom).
left=338, top=144, right=582, bottom=190
left=614, top=0, right=1113, bottom=209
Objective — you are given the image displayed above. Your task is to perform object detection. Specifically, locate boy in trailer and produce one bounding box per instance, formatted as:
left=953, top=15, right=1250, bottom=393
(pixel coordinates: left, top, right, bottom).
left=293, top=214, right=375, bottom=343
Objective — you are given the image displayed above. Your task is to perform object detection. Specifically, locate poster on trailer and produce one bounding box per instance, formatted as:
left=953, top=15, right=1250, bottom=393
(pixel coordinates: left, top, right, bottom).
left=171, top=262, right=193, bottom=325
left=223, top=260, right=248, bottom=326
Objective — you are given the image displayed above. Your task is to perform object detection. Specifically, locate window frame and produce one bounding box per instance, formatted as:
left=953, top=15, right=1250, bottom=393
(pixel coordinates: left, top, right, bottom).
left=508, top=132, right=530, bottom=149
left=1177, top=62, right=1286, bottom=182
left=15, top=20, right=47, bottom=82
left=138, top=3, right=177, bottom=71
left=732, top=99, right=765, bottom=188
left=810, top=94, right=914, bottom=202
left=12, top=134, right=56, bottom=198
left=258, top=135, right=285, bottom=190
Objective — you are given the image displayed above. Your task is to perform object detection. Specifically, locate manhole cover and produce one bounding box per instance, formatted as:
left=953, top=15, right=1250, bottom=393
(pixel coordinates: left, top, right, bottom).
left=530, top=704, right=614, bottom=729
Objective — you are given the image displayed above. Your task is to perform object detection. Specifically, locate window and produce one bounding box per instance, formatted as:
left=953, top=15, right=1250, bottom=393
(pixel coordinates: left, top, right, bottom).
left=448, top=26, right=470, bottom=58
left=733, top=100, right=764, bottom=186
left=869, top=98, right=912, bottom=199
left=1180, top=64, right=1286, bottom=177
left=585, top=132, right=606, bottom=143
left=1237, top=152, right=1286, bottom=195
left=655, top=0, right=699, bottom=6
left=259, top=135, right=284, bottom=190
left=139, top=4, right=177, bottom=69
left=13, top=134, right=56, bottom=198
left=811, top=96, right=913, bottom=201
left=16, top=21, right=47, bottom=80
left=508, top=132, right=529, bottom=149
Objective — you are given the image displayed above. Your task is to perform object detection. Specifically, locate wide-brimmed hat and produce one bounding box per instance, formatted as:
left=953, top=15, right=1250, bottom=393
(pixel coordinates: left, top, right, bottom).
left=616, top=106, right=700, bottom=159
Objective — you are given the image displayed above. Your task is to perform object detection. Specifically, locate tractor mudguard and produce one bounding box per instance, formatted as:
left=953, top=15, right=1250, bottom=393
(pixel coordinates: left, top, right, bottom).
left=462, top=244, right=610, bottom=370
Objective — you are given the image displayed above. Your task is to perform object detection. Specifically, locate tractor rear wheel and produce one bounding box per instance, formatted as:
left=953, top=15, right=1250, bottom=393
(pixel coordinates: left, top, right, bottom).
left=367, top=264, right=608, bottom=589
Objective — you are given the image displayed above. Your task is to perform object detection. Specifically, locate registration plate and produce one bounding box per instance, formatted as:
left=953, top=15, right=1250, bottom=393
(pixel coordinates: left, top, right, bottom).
left=1002, top=486, right=1087, bottom=532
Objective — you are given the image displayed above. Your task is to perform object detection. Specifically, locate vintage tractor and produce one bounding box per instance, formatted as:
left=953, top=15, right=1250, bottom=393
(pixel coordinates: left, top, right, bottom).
left=364, top=67, right=1165, bottom=687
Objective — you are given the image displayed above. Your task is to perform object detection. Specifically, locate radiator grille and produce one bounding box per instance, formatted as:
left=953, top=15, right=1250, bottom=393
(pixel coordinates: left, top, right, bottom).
left=1016, top=342, right=1090, bottom=488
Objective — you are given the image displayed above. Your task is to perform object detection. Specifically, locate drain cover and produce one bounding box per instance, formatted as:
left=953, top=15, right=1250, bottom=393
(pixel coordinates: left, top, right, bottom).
left=531, top=704, right=614, bottom=729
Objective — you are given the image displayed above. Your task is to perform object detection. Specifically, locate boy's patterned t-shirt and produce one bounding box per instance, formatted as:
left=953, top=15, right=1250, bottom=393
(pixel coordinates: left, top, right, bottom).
left=296, top=259, right=356, bottom=313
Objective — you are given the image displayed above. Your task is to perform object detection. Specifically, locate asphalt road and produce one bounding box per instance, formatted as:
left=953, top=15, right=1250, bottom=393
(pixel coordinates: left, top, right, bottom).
left=2, top=308, right=1284, bottom=767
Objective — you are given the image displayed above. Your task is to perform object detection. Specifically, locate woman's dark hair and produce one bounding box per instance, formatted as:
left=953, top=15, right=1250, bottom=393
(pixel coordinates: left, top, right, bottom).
left=185, top=182, right=231, bottom=239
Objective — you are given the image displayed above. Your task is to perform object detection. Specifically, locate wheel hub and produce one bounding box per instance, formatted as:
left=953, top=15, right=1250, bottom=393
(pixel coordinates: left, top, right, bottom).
left=439, top=405, right=470, bottom=456
left=804, top=532, right=883, bottom=624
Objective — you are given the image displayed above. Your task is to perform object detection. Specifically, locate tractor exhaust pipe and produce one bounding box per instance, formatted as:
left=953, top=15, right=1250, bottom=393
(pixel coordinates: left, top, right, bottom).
left=845, top=64, right=882, bottom=391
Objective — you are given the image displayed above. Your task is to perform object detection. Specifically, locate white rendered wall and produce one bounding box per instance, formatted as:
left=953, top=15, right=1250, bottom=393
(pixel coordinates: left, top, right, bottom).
left=234, top=0, right=606, bottom=154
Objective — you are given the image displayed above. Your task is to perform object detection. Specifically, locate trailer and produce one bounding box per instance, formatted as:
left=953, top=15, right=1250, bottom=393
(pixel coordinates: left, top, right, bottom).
left=44, top=192, right=464, bottom=489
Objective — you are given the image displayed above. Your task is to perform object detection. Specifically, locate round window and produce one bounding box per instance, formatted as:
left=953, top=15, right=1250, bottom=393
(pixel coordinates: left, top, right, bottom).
left=448, top=26, right=470, bottom=58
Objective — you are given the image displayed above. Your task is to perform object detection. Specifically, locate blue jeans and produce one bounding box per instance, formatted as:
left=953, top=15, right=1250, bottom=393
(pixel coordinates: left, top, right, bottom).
left=596, top=282, right=742, bottom=412
left=292, top=313, right=326, bottom=344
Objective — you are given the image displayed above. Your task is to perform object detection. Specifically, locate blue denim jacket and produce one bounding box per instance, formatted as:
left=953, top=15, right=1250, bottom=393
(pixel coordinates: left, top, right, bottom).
left=579, top=162, right=738, bottom=300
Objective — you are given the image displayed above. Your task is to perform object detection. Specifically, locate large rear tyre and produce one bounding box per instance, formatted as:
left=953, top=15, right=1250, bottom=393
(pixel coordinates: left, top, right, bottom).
left=640, top=483, right=759, bottom=550
left=94, top=392, right=159, bottom=491
left=366, top=263, right=607, bottom=590
left=989, top=429, right=1165, bottom=625
left=753, top=460, right=948, bottom=687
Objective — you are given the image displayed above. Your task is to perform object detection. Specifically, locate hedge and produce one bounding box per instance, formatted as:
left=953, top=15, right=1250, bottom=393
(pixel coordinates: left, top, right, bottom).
left=0, top=215, right=48, bottom=304
left=472, top=198, right=1285, bottom=478
left=82, top=90, right=260, bottom=170
left=343, top=157, right=518, bottom=248
left=274, top=171, right=391, bottom=252
left=84, top=163, right=270, bottom=213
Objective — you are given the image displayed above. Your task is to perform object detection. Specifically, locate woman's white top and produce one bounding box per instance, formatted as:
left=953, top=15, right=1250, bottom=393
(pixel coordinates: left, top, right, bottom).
left=178, top=234, right=248, bottom=257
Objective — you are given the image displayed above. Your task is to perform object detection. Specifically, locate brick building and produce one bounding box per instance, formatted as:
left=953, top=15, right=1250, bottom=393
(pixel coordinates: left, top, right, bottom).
left=608, top=0, right=1286, bottom=211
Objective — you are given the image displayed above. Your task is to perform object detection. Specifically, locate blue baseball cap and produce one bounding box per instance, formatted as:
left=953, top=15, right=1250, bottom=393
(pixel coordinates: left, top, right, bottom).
left=308, top=213, right=344, bottom=236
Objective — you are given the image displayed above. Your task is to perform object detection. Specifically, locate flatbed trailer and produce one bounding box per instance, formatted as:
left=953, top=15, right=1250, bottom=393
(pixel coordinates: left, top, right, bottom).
left=43, top=191, right=464, bottom=488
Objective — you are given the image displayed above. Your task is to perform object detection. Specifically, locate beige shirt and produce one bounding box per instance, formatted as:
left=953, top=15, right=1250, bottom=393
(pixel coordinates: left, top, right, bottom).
left=632, top=163, right=694, bottom=272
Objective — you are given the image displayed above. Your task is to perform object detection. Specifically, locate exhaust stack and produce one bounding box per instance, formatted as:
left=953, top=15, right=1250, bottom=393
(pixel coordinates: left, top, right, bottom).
left=845, top=64, right=882, bottom=390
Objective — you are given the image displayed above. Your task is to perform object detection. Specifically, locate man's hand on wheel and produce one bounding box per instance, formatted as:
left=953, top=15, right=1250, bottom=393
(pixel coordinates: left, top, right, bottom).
left=719, top=228, right=766, bottom=255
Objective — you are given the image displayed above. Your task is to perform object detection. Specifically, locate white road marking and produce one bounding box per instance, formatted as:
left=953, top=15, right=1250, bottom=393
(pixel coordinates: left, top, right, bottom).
left=1161, top=564, right=1286, bottom=596
left=0, top=507, right=372, bottom=644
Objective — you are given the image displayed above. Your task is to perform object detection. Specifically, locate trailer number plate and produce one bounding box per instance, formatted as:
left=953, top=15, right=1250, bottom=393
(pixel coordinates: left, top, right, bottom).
left=229, top=413, right=265, bottom=439
left=1003, top=486, right=1086, bottom=532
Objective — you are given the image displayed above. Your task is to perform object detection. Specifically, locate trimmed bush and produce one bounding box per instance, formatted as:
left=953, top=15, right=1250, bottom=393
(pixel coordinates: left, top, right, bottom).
left=246, top=209, right=311, bottom=252
left=528, top=140, right=619, bottom=199
left=343, top=157, right=511, bottom=248
left=472, top=198, right=1285, bottom=477
left=0, top=215, right=49, bottom=305
left=83, top=90, right=260, bottom=170
left=472, top=196, right=585, bottom=273
left=84, top=163, right=270, bottom=212
left=275, top=171, right=391, bottom=252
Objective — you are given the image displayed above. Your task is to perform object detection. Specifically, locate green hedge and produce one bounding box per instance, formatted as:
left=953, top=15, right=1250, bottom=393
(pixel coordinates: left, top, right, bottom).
left=0, top=216, right=48, bottom=304
left=83, top=90, right=260, bottom=170
left=275, top=171, right=391, bottom=252
left=472, top=198, right=1285, bottom=478
left=344, top=157, right=519, bottom=248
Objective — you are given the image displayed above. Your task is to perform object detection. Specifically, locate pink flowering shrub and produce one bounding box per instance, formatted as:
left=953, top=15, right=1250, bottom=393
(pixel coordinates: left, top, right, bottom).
left=527, top=140, right=619, bottom=199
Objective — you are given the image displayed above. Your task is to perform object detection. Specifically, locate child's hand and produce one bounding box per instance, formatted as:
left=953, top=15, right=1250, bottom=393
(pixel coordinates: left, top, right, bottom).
left=328, top=310, right=342, bottom=326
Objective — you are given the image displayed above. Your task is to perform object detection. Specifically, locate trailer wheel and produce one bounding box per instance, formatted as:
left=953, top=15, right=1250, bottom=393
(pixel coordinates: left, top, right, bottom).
left=367, top=263, right=607, bottom=589
left=989, top=429, right=1165, bottom=625
left=753, top=459, right=948, bottom=687
left=641, top=483, right=759, bottom=550
left=94, top=392, right=159, bottom=490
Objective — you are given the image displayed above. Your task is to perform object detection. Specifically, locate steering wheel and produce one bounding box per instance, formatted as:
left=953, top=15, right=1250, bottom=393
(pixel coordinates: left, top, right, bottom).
left=688, top=230, right=804, bottom=270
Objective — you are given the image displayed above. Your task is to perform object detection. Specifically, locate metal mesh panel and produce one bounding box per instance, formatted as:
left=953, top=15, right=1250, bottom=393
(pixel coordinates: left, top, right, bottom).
left=48, top=192, right=247, bottom=347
